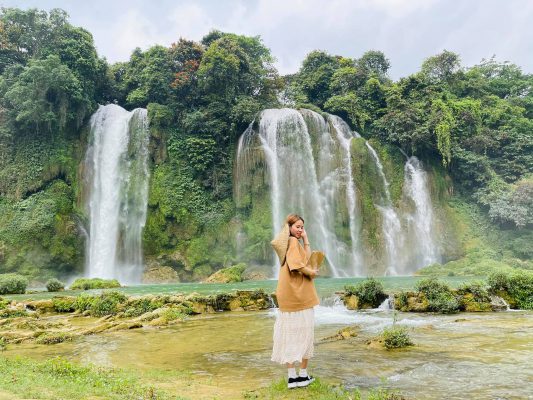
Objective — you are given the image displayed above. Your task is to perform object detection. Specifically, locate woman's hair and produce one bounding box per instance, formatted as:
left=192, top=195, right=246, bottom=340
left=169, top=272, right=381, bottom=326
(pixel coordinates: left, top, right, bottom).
left=286, top=213, right=304, bottom=227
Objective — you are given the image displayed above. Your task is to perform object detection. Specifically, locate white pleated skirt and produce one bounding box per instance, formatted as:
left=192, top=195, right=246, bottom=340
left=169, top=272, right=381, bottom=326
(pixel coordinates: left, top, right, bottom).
left=271, top=307, right=315, bottom=364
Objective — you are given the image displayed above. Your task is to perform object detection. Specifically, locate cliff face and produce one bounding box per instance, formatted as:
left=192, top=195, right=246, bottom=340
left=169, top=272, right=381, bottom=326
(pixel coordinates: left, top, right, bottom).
left=0, top=108, right=530, bottom=282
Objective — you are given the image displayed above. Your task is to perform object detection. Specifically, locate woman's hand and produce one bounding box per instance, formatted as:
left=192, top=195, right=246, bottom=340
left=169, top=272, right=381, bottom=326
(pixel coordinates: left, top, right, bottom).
left=301, top=227, right=308, bottom=242
left=301, top=266, right=318, bottom=279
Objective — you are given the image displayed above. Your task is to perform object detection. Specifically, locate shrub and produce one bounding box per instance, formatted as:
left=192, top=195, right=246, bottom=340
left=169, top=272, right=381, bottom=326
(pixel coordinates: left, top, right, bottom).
left=52, top=296, right=77, bottom=313
left=123, top=297, right=164, bottom=318
left=0, top=273, right=28, bottom=295
left=46, top=279, right=65, bottom=292
left=345, top=278, right=387, bottom=308
left=488, top=271, right=533, bottom=310
left=415, top=277, right=459, bottom=313
left=74, top=293, right=95, bottom=312
left=89, top=291, right=127, bottom=317
left=0, top=309, right=29, bottom=318
left=160, top=307, right=187, bottom=322
left=0, top=297, right=8, bottom=310
left=0, top=337, right=6, bottom=351
left=381, top=325, right=414, bottom=350
left=69, top=278, right=121, bottom=290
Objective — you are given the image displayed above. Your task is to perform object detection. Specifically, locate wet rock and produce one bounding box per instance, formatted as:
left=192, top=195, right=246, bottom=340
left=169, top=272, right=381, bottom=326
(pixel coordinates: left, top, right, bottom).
left=393, top=292, right=429, bottom=312
left=321, top=326, right=358, bottom=342
left=490, top=295, right=510, bottom=311
left=343, top=294, right=360, bottom=310
left=459, top=293, right=492, bottom=312
left=25, top=300, right=55, bottom=313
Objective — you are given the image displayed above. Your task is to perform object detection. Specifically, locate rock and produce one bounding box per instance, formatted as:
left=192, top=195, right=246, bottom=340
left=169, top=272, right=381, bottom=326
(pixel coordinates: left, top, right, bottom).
left=204, top=263, right=246, bottom=283
left=394, top=292, right=429, bottom=312
left=25, top=300, right=55, bottom=313
left=142, top=265, right=180, bottom=284
left=344, top=294, right=359, bottom=310
left=490, top=295, right=510, bottom=311
left=460, top=293, right=492, bottom=312
left=321, top=326, right=358, bottom=342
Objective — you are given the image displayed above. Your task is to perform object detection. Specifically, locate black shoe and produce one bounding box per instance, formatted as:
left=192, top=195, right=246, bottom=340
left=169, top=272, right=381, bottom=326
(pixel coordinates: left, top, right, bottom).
left=297, top=375, right=315, bottom=387
left=288, top=377, right=299, bottom=389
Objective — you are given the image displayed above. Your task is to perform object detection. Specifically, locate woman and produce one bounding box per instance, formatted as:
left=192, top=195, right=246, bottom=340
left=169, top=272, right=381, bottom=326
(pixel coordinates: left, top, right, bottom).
left=271, top=213, right=322, bottom=389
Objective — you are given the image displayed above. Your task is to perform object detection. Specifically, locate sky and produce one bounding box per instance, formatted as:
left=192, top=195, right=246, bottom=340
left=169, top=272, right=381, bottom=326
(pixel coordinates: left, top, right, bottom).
left=2, top=0, right=533, bottom=80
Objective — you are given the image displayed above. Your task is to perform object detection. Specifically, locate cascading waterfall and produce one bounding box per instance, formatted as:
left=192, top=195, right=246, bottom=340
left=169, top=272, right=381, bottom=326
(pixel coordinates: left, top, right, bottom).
left=365, top=142, right=403, bottom=275
left=84, top=104, right=150, bottom=283
left=403, top=156, right=440, bottom=269
left=236, top=108, right=362, bottom=277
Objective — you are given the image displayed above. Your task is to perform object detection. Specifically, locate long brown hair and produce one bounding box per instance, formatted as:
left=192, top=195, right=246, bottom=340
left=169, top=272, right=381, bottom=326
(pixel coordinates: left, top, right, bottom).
left=285, top=213, right=304, bottom=227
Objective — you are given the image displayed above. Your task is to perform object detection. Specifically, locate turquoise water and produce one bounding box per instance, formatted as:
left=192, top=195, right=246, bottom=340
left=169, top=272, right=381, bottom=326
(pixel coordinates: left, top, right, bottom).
left=7, top=276, right=482, bottom=301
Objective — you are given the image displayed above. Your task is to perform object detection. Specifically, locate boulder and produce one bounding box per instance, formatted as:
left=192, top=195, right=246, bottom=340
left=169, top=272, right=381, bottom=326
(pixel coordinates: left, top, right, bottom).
left=142, top=265, right=180, bottom=284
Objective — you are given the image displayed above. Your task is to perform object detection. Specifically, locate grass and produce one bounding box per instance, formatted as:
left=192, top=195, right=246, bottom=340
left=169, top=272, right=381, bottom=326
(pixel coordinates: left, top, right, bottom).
left=244, top=378, right=405, bottom=400
left=0, top=356, right=183, bottom=400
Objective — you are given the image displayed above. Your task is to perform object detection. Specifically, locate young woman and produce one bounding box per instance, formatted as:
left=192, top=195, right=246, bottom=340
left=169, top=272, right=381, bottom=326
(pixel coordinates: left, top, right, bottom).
left=271, top=213, right=320, bottom=389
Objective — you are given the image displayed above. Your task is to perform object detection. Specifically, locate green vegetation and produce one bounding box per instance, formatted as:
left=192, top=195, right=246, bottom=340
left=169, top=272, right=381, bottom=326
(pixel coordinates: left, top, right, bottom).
left=345, top=278, right=388, bottom=308
left=205, top=262, right=246, bottom=283
left=487, top=270, right=533, bottom=309
left=69, top=277, right=121, bottom=290
left=0, top=356, right=176, bottom=400
left=245, top=377, right=405, bottom=400
left=46, top=278, right=65, bottom=292
left=381, top=325, right=414, bottom=350
left=415, top=277, right=460, bottom=313
left=35, top=331, right=74, bottom=345
left=0, top=7, right=530, bottom=281
left=0, top=273, right=27, bottom=294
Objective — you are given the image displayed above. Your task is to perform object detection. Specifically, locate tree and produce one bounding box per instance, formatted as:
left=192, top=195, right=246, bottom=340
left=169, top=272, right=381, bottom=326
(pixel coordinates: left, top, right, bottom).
left=421, top=50, right=461, bottom=83
left=0, top=55, right=89, bottom=133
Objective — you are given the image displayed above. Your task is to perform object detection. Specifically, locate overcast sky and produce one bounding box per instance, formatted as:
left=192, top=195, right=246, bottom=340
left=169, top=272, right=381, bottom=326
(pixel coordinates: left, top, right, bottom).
left=2, top=0, right=533, bottom=80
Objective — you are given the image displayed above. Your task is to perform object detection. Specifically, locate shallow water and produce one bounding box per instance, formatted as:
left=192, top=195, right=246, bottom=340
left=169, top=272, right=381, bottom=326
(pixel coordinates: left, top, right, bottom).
left=5, top=306, right=532, bottom=399
left=9, top=276, right=482, bottom=301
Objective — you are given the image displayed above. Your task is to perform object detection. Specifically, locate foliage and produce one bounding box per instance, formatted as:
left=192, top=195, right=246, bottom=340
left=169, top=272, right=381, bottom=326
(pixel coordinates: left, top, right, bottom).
left=123, top=297, right=164, bottom=318
left=0, top=273, right=27, bottom=294
left=487, top=270, right=533, bottom=309
left=69, top=278, right=121, bottom=290
left=0, top=356, right=174, bottom=400
left=51, top=296, right=77, bottom=312
left=205, top=263, right=246, bottom=283
left=381, top=325, right=414, bottom=349
left=415, top=277, right=460, bottom=313
left=88, top=291, right=127, bottom=317
left=344, top=278, right=387, bottom=308
left=46, top=278, right=65, bottom=292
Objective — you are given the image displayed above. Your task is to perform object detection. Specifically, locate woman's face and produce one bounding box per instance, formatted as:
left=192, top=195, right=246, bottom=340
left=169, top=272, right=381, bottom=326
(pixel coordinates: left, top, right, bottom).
left=289, top=220, right=304, bottom=239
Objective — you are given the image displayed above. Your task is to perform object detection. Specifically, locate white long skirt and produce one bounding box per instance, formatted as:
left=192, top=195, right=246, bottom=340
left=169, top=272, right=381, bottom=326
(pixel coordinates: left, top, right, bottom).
left=271, top=307, right=315, bottom=364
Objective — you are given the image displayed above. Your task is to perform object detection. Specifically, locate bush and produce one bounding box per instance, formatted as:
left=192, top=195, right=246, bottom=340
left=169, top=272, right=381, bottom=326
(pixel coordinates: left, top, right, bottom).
left=74, top=294, right=95, bottom=312
left=46, top=279, right=65, bottom=292
left=89, top=291, right=127, bottom=317
left=488, top=271, right=533, bottom=309
left=0, top=309, right=28, bottom=318
left=123, top=297, right=164, bottom=318
left=345, top=278, right=387, bottom=307
left=381, top=325, right=414, bottom=350
left=0, top=297, right=8, bottom=309
left=456, top=281, right=490, bottom=301
left=52, top=296, right=77, bottom=313
left=415, top=277, right=459, bottom=313
left=69, top=278, right=121, bottom=290
left=0, top=273, right=28, bottom=295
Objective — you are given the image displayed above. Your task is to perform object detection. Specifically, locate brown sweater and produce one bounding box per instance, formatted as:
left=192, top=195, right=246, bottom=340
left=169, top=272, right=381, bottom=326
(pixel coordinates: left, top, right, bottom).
left=275, top=237, right=320, bottom=312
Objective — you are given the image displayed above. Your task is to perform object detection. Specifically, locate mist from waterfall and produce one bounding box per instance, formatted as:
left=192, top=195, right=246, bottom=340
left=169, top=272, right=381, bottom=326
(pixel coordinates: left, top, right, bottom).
left=84, top=104, right=150, bottom=283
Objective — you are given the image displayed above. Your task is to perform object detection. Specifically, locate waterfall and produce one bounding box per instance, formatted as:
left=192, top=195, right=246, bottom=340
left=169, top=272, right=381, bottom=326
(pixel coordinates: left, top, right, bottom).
left=365, top=142, right=403, bottom=275
left=236, top=108, right=362, bottom=278
left=84, top=104, right=150, bottom=283
left=403, top=156, right=440, bottom=270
